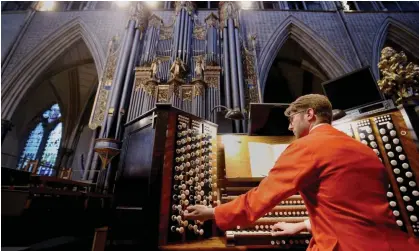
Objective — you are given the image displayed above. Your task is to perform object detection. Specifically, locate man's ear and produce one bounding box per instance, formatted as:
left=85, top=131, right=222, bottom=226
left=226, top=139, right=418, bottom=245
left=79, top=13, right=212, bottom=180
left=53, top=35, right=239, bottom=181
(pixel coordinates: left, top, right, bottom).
left=307, top=108, right=316, bottom=121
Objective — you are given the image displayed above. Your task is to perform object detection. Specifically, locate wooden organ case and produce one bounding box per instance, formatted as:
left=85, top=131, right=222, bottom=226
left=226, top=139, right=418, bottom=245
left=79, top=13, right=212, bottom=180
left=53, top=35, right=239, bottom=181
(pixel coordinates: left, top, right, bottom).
left=112, top=104, right=219, bottom=249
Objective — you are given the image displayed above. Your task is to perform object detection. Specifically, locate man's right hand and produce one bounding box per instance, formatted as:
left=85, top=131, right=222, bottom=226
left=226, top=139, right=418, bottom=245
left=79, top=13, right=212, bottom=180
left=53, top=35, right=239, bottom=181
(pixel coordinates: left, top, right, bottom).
left=271, top=221, right=307, bottom=236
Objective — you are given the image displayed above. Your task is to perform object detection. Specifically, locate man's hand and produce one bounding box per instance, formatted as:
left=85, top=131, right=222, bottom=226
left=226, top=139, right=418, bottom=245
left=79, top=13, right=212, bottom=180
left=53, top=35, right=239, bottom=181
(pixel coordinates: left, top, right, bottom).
left=183, top=205, right=215, bottom=222
left=271, top=221, right=306, bottom=236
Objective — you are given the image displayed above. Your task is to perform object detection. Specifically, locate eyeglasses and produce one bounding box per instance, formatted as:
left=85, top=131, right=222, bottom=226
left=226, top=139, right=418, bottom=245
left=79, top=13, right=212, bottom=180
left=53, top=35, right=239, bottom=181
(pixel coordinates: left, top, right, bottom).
left=288, top=110, right=306, bottom=124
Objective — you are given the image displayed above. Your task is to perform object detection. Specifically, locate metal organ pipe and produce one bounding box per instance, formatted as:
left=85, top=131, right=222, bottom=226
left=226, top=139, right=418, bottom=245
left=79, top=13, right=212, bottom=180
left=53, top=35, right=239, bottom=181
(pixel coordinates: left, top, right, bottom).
left=178, top=9, right=185, bottom=59
left=227, top=19, right=240, bottom=132
left=235, top=29, right=247, bottom=132
left=181, top=11, right=189, bottom=63
left=222, top=28, right=232, bottom=110
left=172, top=15, right=181, bottom=60
left=116, top=28, right=142, bottom=138
left=104, top=19, right=136, bottom=138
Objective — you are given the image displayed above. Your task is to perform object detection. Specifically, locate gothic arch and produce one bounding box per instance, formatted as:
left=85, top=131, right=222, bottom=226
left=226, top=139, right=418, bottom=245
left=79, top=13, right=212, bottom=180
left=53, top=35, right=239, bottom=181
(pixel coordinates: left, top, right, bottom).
left=1, top=17, right=105, bottom=120
left=258, top=16, right=353, bottom=100
left=371, top=17, right=419, bottom=79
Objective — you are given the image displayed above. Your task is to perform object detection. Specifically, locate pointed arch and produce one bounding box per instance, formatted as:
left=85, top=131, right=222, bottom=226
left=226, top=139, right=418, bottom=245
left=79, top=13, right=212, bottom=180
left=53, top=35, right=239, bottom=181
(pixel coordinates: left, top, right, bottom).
left=1, top=18, right=105, bottom=120
left=258, top=16, right=353, bottom=99
left=371, top=17, right=419, bottom=79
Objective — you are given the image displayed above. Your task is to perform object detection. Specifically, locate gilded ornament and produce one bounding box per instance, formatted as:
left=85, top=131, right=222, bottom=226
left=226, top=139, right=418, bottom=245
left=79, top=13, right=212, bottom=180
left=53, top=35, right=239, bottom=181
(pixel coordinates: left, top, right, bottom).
left=129, top=2, right=149, bottom=31
left=194, top=56, right=205, bottom=79
left=144, top=81, right=157, bottom=96
left=89, top=36, right=120, bottom=129
left=170, top=57, right=187, bottom=79
left=219, top=1, right=239, bottom=28
left=193, top=25, right=206, bottom=40
left=175, top=1, right=196, bottom=15
left=148, top=14, right=163, bottom=28
left=377, top=47, right=419, bottom=104
left=159, top=22, right=174, bottom=40
left=205, top=13, right=219, bottom=28
left=182, top=87, right=193, bottom=101
left=157, top=87, right=169, bottom=102
left=194, top=82, right=205, bottom=97
left=205, top=76, right=219, bottom=89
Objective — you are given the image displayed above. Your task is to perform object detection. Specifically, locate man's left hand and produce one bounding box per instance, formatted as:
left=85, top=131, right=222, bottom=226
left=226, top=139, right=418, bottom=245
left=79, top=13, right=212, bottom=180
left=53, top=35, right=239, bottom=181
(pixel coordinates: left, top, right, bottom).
left=183, top=205, right=215, bottom=222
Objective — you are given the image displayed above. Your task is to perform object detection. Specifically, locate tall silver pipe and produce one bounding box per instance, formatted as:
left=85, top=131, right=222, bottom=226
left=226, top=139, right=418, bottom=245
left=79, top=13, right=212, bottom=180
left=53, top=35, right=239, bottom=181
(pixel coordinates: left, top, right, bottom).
left=105, top=20, right=136, bottom=137
left=116, top=28, right=141, bottom=138
left=235, top=29, right=246, bottom=132
left=183, top=16, right=191, bottom=63
left=142, top=93, right=149, bottom=114
left=133, top=87, right=141, bottom=121
left=227, top=19, right=240, bottom=132
left=178, top=10, right=185, bottom=59
left=184, top=13, right=190, bottom=62
left=143, top=28, right=151, bottom=63
left=137, top=89, right=144, bottom=116
left=151, top=28, right=159, bottom=58
left=222, top=27, right=231, bottom=109
left=172, top=15, right=181, bottom=60
left=82, top=128, right=98, bottom=180
left=127, top=85, right=135, bottom=122
left=88, top=152, right=99, bottom=181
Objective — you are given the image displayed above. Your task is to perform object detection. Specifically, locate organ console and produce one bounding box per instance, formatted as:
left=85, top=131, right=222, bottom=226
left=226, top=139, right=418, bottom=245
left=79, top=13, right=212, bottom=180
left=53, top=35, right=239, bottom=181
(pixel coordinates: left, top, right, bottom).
left=332, top=108, right=419, bottom=237
left=112, top=104, right=219, bottom=248
left=111, top=103, right=419, bottom=250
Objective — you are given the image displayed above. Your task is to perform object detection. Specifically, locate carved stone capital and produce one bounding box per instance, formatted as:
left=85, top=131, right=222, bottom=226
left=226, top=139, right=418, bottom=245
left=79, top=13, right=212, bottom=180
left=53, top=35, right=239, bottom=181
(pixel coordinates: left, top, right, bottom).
left=175, top=1, right=196, bottom=16
left=219, top=1, right=239, bottom=28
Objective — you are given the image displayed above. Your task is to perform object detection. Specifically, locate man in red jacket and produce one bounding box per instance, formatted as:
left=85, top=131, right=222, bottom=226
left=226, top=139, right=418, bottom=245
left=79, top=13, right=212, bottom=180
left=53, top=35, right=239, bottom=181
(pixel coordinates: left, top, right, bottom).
left=184, top=94, right=418, bottom=250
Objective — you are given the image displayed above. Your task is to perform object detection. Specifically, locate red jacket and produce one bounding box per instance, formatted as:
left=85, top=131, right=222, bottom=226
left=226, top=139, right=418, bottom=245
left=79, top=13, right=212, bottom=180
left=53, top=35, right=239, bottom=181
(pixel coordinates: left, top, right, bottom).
left=214, top=124, right=419, bottom=250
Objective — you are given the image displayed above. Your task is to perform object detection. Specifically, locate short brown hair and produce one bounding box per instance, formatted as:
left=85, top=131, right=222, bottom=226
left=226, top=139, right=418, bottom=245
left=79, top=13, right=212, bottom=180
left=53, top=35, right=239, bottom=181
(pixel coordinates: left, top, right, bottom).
left=284, top=94, right=333, bottom=124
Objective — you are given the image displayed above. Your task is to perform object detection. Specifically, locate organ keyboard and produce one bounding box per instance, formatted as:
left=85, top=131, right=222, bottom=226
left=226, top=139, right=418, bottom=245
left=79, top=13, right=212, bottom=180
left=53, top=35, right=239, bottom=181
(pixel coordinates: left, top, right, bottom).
left=112, top=104, right=418, bottom=250
left=219, top=180, right=311, bottom=248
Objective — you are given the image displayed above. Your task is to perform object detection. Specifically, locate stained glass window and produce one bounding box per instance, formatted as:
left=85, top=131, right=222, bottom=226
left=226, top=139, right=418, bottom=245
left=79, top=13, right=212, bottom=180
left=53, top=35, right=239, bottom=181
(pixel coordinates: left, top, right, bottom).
left=18, top=104, right=63, bottom=176
left=17, top=123, right=44, bottom=169
left=40, top=123, right=62, bottom=176
left=43, top=104, right=61, bottom=123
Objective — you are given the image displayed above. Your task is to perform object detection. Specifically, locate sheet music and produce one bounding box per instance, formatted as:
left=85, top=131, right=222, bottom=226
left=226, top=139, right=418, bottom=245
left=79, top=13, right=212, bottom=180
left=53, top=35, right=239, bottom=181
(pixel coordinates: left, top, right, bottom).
left=272, top=144, right=289, bottom=163
left=248, top=142, right=289, bottom=177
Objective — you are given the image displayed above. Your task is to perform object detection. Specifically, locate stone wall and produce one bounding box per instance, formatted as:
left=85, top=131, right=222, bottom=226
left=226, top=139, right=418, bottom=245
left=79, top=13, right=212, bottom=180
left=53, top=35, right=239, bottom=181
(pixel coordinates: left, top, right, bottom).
left=1, top=12, right=26, bottom=62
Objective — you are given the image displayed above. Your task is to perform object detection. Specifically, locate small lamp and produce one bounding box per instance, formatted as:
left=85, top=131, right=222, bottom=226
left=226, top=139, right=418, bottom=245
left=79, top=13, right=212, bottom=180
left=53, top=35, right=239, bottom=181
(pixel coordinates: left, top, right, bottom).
left=210, top=105, right=247, bottom=120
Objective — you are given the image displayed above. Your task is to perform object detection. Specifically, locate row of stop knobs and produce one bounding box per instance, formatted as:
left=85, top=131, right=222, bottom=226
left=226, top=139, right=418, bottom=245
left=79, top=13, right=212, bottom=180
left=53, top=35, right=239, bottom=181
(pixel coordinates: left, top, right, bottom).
left=170, top=122, right=217, bottom=235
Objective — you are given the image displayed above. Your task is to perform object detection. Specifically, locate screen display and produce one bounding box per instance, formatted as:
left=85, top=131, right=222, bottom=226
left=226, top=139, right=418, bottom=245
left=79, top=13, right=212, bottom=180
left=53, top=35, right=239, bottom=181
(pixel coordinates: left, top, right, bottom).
left=321, top=67, right=383, bottom=111
left=248, top=103, right=294, bottom=136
